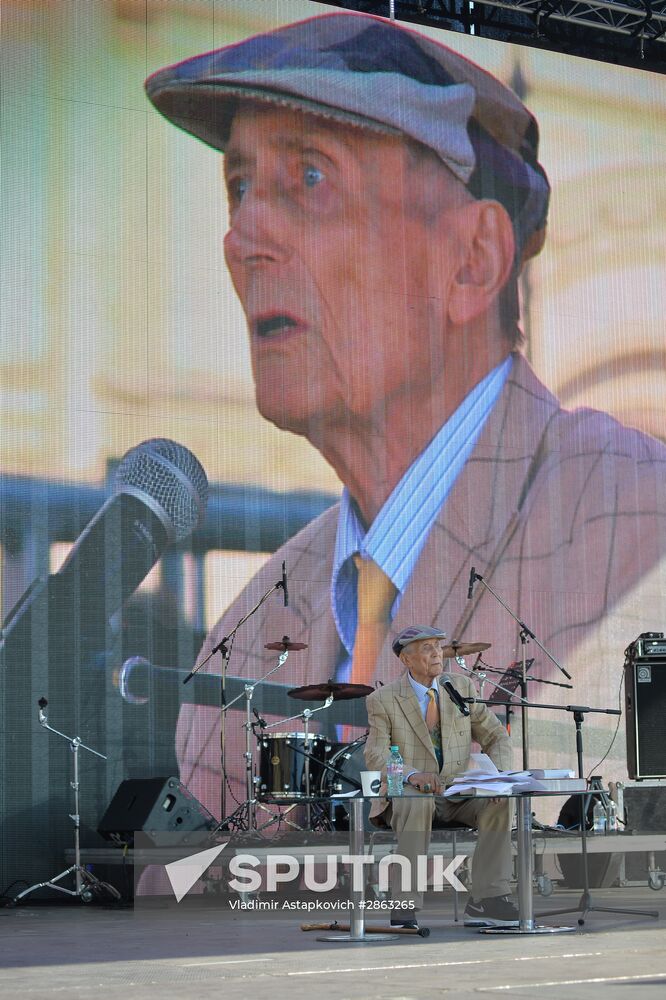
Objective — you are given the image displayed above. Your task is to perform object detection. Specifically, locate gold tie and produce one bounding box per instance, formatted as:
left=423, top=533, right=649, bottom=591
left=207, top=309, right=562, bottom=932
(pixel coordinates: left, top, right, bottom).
left=426, top=688, right=443, bottom=769
left=426, top=688, right=440, bottom=730
left=349, top=554, right=398, bottom=687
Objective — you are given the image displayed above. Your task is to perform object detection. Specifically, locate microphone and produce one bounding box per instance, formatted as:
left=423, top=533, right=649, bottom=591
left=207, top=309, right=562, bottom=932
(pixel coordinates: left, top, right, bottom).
left=467, top=566, right=476, bottom=601
left=1, top=439, right=208, bottom=655
left=253, top=707, right=267, bottom=729
left=280, top=561, right=289, bottom=607
left=114, top=657, right=370, bottom=729
left=442, top=679, right=471, bottom=717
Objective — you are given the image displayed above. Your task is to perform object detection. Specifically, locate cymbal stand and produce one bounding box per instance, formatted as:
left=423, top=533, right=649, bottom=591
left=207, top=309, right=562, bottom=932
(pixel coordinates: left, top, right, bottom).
left=13, top=699, right=120, bottom=905
left=183, top=572, right=287, bottom=828
left=264, top=696, right=334, bottom=829
left=219, top=649, right=290, bottom=833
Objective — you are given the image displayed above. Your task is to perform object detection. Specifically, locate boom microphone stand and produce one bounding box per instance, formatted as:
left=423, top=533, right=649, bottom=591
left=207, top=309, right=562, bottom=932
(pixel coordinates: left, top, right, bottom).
left=535, top=704, right=658, bottom=925
left=468, top=569, right=572, bottom=769
left=13, top=699, right=120, bottom=905
left=183, top=565, right=288, bottom=827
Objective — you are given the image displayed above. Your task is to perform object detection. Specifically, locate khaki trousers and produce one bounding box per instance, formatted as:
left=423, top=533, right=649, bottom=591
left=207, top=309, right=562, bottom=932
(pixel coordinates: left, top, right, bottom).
left=381, top=794, right=513, bottom=909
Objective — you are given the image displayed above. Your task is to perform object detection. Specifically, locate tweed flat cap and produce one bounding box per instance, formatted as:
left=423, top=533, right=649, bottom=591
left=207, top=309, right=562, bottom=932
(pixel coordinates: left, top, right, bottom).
left=392, top=625, right=447, bottom=657
left=146, top=11, right=550, bottom=262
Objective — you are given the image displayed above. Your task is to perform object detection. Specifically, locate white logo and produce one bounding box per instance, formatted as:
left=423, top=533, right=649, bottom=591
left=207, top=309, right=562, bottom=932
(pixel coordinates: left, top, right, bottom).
left=164, top=846, right=466, bottom=902
left=164, top=842, right=228, bottom=902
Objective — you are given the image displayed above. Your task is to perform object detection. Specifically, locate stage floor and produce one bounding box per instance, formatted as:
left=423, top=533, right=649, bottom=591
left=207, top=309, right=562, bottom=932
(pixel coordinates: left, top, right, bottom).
left=1, top=887, right=665, bottom=1000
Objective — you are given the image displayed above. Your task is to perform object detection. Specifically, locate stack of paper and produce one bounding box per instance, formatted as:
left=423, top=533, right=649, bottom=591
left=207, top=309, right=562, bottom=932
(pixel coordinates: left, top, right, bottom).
left=443, top=754, right=581, bottom=798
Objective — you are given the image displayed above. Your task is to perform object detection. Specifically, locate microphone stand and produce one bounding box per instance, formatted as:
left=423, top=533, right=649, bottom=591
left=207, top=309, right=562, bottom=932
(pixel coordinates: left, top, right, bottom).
left=469, top=570, right=571, bottom=770
left=461, top=695, right=657, bottom=930
left=456, top=655, right=571, bottom=734
left=533, top=704, right=658, bottom=925
left=182, top=575, right=286, bottom=828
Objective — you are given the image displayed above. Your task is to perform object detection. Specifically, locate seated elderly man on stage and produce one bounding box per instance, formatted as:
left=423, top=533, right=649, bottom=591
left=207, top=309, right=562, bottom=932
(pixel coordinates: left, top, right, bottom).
left=365, top=625, right=516, bottom=928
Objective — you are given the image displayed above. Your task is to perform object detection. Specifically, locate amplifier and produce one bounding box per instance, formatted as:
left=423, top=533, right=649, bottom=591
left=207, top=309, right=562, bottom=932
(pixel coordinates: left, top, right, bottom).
left=625, top=632, right=666, bottom=659
left=624, top=657, right=666, bottom=780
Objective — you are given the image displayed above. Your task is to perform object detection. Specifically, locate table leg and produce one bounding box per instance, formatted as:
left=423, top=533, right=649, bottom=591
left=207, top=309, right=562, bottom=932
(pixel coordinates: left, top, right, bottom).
left=482, top=795, right=576, bottom=935
left=317, top=797, right=397, bottom=943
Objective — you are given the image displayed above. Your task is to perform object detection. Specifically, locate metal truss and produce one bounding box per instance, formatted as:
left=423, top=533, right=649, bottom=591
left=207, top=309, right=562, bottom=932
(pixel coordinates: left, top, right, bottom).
left=476, top=0, right=666, bottom=44
left=319, top=1, right=666, bottom=67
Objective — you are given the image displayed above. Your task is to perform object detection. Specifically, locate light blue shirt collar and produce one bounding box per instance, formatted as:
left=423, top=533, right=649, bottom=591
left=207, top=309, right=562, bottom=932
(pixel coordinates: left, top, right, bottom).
left=332, top=355, right=513, bottom=668
left=407, top=672, right=440, bottom=719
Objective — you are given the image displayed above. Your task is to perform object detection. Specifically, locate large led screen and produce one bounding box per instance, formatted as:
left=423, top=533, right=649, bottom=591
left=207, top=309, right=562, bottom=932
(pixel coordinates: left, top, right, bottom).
left=1, top=0, right=665, bottom=888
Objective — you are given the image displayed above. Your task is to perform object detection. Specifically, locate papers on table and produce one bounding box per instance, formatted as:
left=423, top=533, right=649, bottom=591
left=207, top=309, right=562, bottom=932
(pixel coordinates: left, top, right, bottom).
left=443, top=754, right=581, bottom=797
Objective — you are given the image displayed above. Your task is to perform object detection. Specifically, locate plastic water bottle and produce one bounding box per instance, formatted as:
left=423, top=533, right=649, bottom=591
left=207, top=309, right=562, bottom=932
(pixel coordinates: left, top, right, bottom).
left=386, top=745, right=404, bottom=797
left=606, top=798, right=618, bottom=833
left=592, top=798, right=606, bottom=834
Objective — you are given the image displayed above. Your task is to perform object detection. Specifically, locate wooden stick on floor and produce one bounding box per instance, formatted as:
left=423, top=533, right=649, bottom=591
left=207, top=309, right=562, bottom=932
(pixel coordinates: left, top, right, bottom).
left=300, top=921, right=430, bottom=938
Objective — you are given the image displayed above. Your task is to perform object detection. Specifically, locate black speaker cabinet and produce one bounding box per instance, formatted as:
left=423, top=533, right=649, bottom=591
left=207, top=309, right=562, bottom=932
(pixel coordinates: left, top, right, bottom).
left=625, top=658, right=666, bottom=780
left=98, top=777, right=217, bottom=846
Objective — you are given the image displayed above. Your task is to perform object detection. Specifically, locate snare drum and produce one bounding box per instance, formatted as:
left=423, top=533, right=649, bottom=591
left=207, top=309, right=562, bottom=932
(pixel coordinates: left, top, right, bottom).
left=258, top=732, right=331, bottom=802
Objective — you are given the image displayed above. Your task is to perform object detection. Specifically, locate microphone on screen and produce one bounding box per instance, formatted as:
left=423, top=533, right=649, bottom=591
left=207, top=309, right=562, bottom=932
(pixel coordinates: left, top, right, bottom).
left=280, top=560, right=289, bottom=607
left=467, top=566, right=476, bottom=601
left=1, top=438, right=208, bottom=654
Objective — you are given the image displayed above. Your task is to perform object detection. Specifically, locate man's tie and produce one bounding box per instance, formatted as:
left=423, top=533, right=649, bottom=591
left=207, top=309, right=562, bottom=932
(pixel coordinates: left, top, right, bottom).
left=426, top=688, right=443, bottom=769
left=349, top=554, right=398, bottom=687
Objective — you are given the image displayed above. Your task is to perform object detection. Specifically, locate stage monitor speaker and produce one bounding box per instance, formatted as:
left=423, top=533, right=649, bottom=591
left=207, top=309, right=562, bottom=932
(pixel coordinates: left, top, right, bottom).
left=97, top=776, right=217, bottom=846
left=625, top=657, right=666, bottom=780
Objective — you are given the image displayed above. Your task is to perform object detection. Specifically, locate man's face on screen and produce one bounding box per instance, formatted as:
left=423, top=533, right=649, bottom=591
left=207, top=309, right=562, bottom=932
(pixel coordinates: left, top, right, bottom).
left=223, top=104, right=469, bottom=436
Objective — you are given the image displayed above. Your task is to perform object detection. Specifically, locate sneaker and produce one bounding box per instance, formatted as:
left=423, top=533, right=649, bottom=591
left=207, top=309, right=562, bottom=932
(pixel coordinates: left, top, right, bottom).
left=463, top=895, right=519, bottom=927
left=390, top=912, right=419, bottom=930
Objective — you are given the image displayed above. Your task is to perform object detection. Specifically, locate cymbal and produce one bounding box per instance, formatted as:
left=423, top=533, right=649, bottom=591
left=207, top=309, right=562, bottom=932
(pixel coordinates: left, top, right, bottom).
left=264, top=637, right=308, bottom=651
left=441, top=640, right=491, bottom=658
left=288, top=681, right=374, bottom=702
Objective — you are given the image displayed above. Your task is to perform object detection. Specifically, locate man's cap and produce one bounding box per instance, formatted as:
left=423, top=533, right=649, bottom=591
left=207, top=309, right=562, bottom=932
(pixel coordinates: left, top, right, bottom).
left=145, top=12, right=550, bottom=265
left=392, top=625, right=447, bottom=658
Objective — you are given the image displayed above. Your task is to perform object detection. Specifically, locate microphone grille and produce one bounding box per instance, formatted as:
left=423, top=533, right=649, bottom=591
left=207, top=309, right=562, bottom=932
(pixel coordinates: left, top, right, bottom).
left=114, top=438, right=208, bottom=542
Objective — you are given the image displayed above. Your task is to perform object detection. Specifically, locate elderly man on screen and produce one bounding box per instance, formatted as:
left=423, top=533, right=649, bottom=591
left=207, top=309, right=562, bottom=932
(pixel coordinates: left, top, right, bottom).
left=365, top=624, right=515, bottom=928
left=145, top=14, right=666, bottom=818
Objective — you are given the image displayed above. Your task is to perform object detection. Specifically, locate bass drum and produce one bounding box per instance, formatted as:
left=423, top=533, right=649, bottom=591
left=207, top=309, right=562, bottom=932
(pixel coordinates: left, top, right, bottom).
left=320, top=735, right=374, bottom=832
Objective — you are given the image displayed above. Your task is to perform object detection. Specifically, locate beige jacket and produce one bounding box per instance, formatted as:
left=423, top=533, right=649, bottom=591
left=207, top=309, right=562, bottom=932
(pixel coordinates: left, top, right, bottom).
left=364, top=671, right=513, bottom=820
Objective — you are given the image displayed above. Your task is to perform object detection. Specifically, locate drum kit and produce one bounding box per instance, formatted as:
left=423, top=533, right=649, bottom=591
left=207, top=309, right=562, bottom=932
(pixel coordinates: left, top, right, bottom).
left=221, top=637, right=496, bottom=835
left=222, top=638, right=374, bottom=833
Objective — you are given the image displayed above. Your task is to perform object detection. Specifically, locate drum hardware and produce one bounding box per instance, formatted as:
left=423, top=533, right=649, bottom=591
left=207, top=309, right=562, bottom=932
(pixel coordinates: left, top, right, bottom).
left=263, top=694, right=334, bottom=828
left=217, top=639, right=306, bottom=835
left=12, top=699, right=121, bottom=906
left=440, top=640, right=491, bottom=659
left=253, top=731, right=366, bottom=832
left=265, top=637, right=308, bottom=651
left=283, top=680, right=371, bottom=828
left=182, top=543, right=296, bottom=825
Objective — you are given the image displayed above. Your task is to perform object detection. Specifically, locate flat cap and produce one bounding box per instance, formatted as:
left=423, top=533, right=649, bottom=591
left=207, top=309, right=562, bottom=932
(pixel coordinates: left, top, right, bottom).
left=392, top=625, right=447, bottom=658
left=146, top=12, right=550, bottom=263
